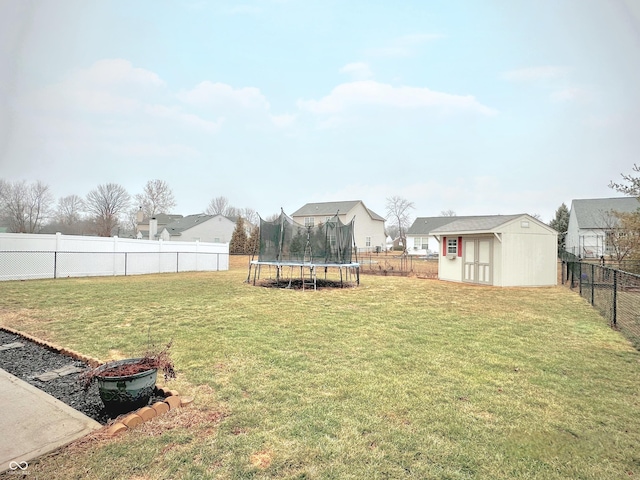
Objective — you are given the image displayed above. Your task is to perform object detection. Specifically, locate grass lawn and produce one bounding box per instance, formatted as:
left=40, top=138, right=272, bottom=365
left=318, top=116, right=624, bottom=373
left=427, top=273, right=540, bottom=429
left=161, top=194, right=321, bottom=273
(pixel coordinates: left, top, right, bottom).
left=1, top=258, right=639, bottom=479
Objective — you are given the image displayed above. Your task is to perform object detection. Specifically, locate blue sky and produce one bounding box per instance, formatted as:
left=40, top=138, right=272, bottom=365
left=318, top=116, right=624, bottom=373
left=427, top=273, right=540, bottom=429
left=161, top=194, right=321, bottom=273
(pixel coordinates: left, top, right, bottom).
left=1, top=0, right=639, bottom=223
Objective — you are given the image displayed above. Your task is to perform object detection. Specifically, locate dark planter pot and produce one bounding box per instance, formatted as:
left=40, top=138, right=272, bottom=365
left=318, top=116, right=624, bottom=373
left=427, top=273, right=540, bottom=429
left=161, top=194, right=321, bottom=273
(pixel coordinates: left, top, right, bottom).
left=95, top=358, right=158, bottom=414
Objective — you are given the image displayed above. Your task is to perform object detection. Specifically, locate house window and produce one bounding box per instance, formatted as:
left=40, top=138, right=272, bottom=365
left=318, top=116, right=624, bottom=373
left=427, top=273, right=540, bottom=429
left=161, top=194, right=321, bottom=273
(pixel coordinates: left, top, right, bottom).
left=447, top=237, right=458, bottom=254
left=304, top=217, right=314, bottom=227
left=366, top=236, right=371, bottom=247
left=419, top=237, right=429, bottom=249
left=329, top=234, right=336, bottom=246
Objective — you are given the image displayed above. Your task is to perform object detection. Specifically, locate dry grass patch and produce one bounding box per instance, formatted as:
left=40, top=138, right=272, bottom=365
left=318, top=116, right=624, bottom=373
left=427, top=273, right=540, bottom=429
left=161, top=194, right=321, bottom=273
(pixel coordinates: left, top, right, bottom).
left=1, top=265, right=639, bottom=479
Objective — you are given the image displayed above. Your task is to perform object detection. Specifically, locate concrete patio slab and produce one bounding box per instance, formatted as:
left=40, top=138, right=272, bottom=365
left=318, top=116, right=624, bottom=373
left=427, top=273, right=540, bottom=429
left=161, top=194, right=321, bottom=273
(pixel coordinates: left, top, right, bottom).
left=0, top=368, right=102, bottom=473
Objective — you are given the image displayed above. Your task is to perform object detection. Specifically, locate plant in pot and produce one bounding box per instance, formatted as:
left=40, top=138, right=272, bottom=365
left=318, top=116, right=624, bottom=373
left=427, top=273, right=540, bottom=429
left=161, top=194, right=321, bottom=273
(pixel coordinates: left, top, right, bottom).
left=80, top=341, right=176, bottom=414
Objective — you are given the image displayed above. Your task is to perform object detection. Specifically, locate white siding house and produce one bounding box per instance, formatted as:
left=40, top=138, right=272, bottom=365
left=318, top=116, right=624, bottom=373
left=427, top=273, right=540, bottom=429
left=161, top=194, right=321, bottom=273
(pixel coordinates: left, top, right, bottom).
left=565, top=197, right=640, bottom=258
left=431, top=214, right=557, bottom=287
left=159, top=214, right=250, bottom=243
left=291, top=200, right=386, bottom=253
left=406, top=216, right=473, bottom=256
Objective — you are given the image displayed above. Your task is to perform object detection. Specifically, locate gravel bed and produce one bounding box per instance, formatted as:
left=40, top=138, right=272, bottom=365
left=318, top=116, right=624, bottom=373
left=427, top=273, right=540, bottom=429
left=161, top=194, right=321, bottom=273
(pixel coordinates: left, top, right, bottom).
left=0, top=330, right=164, bottom=425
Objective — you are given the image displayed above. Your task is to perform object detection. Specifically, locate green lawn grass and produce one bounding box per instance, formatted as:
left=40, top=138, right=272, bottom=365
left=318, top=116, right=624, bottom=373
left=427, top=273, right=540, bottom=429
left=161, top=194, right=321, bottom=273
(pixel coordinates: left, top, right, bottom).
left=1, top=267, right=639, bottom=479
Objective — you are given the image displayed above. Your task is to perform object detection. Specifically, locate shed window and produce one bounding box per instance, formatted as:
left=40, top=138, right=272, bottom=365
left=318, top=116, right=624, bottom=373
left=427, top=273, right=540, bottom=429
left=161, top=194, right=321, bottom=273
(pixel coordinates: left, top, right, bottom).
left=366, top=236, right=371, bottom=247
left=447, top=238, right=458, bottom=254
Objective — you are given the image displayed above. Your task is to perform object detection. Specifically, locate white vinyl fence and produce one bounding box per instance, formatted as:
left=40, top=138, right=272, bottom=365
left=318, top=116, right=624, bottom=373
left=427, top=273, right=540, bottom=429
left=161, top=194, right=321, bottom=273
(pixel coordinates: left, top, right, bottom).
left=0, top=233, right=229, bottom=281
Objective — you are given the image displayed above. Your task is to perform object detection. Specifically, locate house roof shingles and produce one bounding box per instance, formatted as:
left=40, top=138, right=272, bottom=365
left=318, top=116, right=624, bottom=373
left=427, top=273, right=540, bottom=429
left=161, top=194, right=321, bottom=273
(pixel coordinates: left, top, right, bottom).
left=571, top=197, right=640, bottom=229
left=163, top=214, right=214, bottom=235
left=430, top=214, right=524, bottom=234
left=407, top=216, right=475, bottom=235
left=291, top=201, right=385, bottom=222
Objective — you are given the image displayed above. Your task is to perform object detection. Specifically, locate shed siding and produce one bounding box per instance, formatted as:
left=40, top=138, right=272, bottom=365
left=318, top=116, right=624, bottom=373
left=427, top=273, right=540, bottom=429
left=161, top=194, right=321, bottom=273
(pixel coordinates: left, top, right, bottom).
left=499, top=232, right=557, bottom=286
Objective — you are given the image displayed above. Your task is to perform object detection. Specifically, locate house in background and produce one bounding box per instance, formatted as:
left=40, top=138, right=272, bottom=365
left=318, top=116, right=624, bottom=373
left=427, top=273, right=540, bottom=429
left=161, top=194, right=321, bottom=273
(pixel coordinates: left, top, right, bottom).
left=430, top=214, right=557, bottom=287
left=406, top=216, right=474, bottom=255
left=136, top=212, right=184, bottom=239
left=159, top=214, right=252, bottom=243
left=291, top=200, right=386, bottom=253
left=565, top=197, right=640, bottom=258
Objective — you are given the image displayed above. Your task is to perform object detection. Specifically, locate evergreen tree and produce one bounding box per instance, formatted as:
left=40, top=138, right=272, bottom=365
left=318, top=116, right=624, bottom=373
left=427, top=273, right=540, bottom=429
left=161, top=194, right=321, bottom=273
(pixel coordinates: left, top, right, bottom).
left=549, top=202, right=570, bottom=250
left=246, top=224, right=260, bottom=256
left=230, top=217, right=248, bottom=254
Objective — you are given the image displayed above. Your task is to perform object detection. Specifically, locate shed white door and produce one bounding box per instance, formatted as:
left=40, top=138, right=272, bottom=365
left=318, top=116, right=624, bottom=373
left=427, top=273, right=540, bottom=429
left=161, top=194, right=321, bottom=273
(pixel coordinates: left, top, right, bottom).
left=463, top=238, right=492, bottom=285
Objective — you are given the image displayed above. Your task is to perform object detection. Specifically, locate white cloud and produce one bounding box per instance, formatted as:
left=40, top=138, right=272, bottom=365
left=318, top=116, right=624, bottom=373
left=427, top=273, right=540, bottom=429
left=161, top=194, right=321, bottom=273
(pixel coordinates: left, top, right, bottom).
left=297, top=80, right=497, bottom=116
left=178, top=81, right=270, bottom=110
left=339, top=62, right=373, bottom=80
left=502, top=66, right=570, bottom=82
left=69, top=59, right=165, bottom=88
left=143, top=104, right=224, bottom=133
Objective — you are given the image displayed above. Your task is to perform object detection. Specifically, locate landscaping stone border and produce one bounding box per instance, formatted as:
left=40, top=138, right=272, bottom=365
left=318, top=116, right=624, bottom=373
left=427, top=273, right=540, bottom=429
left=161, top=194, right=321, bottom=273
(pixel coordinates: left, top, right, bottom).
left=0, top=326, right=193, bottom=437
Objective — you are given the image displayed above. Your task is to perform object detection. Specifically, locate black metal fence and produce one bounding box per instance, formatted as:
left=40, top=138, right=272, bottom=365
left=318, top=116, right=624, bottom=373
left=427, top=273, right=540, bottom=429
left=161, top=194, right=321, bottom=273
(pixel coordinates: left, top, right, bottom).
left=560, top=251, right=640, bottom=349
left=0, top=251, right=227, bottom=281
left=358, top=254, right=439, bottom=277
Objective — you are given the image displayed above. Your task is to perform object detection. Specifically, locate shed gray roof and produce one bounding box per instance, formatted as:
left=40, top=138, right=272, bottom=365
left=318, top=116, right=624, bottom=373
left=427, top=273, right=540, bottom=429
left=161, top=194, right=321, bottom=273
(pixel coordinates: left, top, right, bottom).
left=571, top=197, right=639, bottom=229
left=430, top=214, right=525, bottom=234
left=163, top=214, right=214, bottom=235
left=291, top=201, right=385, bottom=222
left=407, top=216, right=475, bottom=235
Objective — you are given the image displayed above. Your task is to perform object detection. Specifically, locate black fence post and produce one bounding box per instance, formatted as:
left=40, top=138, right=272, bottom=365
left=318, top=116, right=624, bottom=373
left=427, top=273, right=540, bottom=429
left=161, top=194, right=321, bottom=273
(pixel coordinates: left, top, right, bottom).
left=591, top=263, right=595, bottom=306
left=612, top=269, right=617, bottom=327
left=54, top=252, right=57, bottom=279
left=579, top=262, right=582, bottom=296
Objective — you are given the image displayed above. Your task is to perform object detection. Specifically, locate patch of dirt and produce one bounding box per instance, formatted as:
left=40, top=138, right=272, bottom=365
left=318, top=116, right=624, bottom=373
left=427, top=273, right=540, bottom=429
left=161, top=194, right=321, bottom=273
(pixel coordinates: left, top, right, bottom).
left=250, top=449, right=273, bottom=469
left=257, top=278, right=357, bottom=290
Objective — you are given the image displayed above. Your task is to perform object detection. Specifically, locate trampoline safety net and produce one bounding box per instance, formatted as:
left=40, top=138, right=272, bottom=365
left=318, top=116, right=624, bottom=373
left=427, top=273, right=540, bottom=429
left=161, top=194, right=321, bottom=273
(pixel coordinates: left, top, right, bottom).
left=258, top=212, right=355, bottom=264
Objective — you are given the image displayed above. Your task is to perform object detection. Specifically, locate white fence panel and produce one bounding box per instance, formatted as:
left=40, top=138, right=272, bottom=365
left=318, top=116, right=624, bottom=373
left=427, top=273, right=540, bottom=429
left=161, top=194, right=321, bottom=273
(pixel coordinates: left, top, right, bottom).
left=0, top=233, right=229, bottom=281
left=0, top=252, right=55, bottom=280
left=57, top=252, right=127, bottom=278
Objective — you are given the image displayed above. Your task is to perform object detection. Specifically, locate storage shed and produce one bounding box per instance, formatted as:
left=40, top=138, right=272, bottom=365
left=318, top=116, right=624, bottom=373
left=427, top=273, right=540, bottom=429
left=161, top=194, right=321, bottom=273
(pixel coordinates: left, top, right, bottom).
left=430, top=214, right=558, bottom=287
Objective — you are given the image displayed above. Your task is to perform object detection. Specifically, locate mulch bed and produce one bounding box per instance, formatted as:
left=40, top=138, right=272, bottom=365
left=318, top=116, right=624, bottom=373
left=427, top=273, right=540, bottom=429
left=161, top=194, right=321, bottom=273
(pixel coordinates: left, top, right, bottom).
left=0, top=330, right=164, bottom=425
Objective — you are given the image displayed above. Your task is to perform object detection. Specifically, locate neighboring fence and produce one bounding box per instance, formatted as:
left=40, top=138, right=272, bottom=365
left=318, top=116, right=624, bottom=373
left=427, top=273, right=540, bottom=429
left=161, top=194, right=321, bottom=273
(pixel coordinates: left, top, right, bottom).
left=560, top=251, right=640, bottom=349
left=0, top=232, right=229, bottom=281
left=358, top=253, right=439, bottom=278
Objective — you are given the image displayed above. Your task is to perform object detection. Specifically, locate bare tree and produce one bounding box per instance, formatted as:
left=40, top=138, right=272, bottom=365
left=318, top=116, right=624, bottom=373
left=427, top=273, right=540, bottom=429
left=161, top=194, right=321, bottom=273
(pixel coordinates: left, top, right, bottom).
left=206, top=196, right=230, bottom=216
left=55, top=195, right=85, bottom=225
left=602, top=210, right=640, bottom=262
left=2, top=180, right=27, bottom=232
left=134, top=179, right=176, bottom=218
left=205, top=196, right=242, bottom=217
left=385, top=196, right=415, bottom=253
left=85, top=183, right=131, bottom=236
left=610, top=164, right=640, bottom=198
left=241, top=207, right=258, bottom=225
left=1, top=180, right=53, bottom=233
left=440, top=209, right=456, bottom=217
